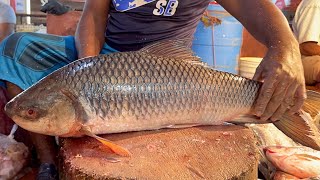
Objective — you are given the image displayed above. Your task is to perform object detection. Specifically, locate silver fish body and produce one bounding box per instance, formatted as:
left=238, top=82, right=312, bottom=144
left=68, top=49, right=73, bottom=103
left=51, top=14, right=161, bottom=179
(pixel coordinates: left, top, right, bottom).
left=5, top=50, right=260, bottom=136
left=57, top=51, right=260, bottom=134
left=5, top=41, right=320, bottom=152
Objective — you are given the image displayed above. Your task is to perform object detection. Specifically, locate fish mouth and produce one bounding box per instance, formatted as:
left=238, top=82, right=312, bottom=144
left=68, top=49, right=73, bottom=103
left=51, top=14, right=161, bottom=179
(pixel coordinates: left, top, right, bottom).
left=263, top=147, right=276, bottom=154
left=4, top=100, right=17, bottom=119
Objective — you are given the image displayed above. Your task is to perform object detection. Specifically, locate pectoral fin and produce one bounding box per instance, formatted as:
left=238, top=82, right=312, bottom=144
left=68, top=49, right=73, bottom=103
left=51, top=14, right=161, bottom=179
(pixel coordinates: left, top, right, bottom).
left=80, top=126, right=131, bottom=157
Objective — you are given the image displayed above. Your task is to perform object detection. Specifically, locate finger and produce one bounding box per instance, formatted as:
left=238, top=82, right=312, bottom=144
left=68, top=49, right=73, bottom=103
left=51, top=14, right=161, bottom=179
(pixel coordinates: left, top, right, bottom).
left=254, top=74, right=278, bottom=117
left=282, top=82, right=299, bottom=109
left=260, top=78, right=289, bottom=121
left=269, top=80, right=297, bottom=120
left=289, top=85, right=307, bottom=114
left=252, top=64, right=264, bottom=81
left=270, top=103, right=289, bottom=122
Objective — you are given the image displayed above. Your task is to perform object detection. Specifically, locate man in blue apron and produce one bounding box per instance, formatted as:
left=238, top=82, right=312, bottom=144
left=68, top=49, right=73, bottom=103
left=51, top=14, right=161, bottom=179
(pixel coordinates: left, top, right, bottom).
left=0, top=0, right=306, bottom=179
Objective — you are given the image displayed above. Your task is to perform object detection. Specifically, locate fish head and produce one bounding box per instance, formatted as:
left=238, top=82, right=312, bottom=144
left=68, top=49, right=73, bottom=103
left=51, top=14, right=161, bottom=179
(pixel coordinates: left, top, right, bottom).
left=4, top=79, right=77, bottom=136
left=264, top=146, right=301, bottom=158
left=264, top=147, right=320, bottom=178
left=263, top=146, right=290, bottom=170
left=264, top=146, right=287, bottom=156
left=264, top=146, right=305, bottom=175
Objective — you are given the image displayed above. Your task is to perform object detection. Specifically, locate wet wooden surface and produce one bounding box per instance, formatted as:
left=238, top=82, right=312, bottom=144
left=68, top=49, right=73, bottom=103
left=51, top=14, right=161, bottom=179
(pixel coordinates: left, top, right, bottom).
left=59, top=125, right=259, bottom=180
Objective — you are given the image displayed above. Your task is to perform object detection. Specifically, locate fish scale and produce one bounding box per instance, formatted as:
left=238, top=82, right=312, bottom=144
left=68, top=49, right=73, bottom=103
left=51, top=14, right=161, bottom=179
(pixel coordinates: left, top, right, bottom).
left=51, top=51, right=260, bottom=133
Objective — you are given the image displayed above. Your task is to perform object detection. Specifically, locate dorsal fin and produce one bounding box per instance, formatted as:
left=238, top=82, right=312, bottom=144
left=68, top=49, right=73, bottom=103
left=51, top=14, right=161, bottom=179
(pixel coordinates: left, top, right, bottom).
left=139, top=39, right=202, bottom=63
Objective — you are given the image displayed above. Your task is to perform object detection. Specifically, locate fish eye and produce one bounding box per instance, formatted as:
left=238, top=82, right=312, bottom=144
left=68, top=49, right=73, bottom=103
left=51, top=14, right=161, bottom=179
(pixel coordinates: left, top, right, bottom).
left=28, top=109, right=35, bottom=115
left=25, top=108, right=37, bottom=119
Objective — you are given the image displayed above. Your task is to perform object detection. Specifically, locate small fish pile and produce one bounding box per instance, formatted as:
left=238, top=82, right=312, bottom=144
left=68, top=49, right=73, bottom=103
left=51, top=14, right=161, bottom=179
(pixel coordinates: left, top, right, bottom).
left=4, top=40, right=320, bottom=156
left=0, top=125, right=29, bottom=180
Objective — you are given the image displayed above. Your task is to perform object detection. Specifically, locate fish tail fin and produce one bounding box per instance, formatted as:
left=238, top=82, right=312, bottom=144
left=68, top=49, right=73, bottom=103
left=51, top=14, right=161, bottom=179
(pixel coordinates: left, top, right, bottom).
left=80, top=126, right=131, bottom=157
left=273, top=90, right=320, bottom=150
left=229, top=90, right=320, bottom=150
left=302, top=90, right=320, bottom=129
left=273, top=112, right=320, bottom=150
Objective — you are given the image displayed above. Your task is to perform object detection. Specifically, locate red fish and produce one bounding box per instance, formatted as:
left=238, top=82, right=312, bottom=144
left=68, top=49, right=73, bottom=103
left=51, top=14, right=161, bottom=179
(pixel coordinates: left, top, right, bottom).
left=264, top=146, right=320, bottom=179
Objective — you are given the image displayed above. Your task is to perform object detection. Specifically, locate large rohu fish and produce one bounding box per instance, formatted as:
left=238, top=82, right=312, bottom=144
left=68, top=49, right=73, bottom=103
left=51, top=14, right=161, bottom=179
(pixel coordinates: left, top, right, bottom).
left=5, top=41, right=320, bottom=156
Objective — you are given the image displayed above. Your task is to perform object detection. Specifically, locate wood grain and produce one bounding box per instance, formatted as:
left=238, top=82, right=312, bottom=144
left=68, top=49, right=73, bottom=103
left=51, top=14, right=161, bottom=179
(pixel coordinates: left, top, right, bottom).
left=59, top=125, right=258, bottom=180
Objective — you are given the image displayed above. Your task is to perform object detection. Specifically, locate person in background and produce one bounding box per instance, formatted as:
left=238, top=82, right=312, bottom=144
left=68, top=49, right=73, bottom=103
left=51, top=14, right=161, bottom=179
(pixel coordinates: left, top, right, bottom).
left=0, top=1, right=16, bottom=136
left=0, top=1, right=15, bottom=88
left=292, top=0, right=320, bottom=88
left=0, top=1, right=15, bottom=42
left=0, top=0, right=306, bottom=179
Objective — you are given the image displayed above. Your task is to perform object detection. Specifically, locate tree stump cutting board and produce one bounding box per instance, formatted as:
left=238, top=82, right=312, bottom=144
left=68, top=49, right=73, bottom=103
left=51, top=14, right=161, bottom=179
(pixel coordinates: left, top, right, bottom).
left=59, top=125, right=258, bottom=180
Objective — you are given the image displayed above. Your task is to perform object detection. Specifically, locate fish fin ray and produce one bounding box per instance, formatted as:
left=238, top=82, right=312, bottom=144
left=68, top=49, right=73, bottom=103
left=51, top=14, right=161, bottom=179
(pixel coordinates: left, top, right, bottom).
left=274, top=91, right=320, bottom=150
left=80, top=126, right=131, bottom=157
left=294, top=154, right=320, bottom=161
left=302, top=90, right=320, bottom=129
left=139, top=39, right=203, bottom=62
left=273, top=111, right=320, bottom=151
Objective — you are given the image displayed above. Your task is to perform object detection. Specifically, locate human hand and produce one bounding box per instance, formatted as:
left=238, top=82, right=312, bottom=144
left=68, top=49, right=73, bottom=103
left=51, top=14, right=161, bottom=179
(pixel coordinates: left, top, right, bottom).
left=253, top=44, right=306, bottom=122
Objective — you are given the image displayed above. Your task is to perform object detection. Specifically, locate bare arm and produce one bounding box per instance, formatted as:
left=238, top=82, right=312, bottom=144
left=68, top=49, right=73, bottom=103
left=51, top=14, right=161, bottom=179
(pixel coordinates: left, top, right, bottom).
left=0, top=23, right=14, bottom=42
left=300, top=42, right=320, bottom=56
left=216, top=0, right=306, bottom=121
left=75, top=0, right=111, bottom=59
left=216, top=0, right=295, bottom=49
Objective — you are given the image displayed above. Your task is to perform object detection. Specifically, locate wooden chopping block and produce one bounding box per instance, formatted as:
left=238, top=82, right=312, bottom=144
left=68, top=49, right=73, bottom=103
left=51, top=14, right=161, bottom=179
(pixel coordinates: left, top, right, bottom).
left=59, top=125, right=259, bottom=180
